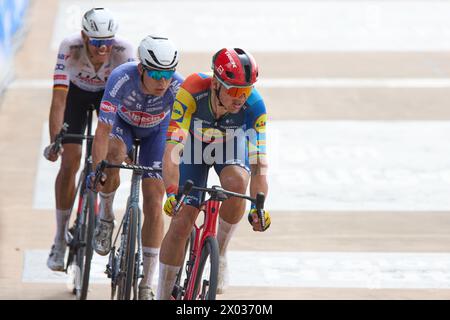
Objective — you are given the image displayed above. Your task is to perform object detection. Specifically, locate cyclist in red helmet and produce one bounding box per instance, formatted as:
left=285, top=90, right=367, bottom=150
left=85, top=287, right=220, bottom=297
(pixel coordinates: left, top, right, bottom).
left=157, top=48, right=271, bottom=299
left=212, top=47, right=259, bottom=105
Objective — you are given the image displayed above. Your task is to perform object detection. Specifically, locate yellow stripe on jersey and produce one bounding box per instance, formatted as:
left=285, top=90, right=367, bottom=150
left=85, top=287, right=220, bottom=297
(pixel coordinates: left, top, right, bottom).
left=167, top=87, right=197, bottom=145
left=254, top=114, right=266, bottom=133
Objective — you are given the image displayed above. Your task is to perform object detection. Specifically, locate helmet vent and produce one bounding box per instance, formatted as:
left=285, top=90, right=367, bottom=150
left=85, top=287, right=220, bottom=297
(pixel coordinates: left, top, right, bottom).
left=226, top=71, right=234, bottom=79
left=170, top=51, right=178, bottom=65
left=151, top=36, right=168, bottom=40
left=91, top=21, right=99, bottom=32
left=244, top=65, right=251, bottom=83
left=148, top=50, right=163, bottom=66
left=144, top=59, right=157, bottom=69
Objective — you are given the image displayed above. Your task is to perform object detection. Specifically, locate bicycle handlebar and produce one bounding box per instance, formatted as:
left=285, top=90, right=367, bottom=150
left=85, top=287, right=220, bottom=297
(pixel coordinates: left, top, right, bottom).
left=93, top=160, right=108, bottom=188
left=92, top=160, right=162, bottom=188
left=63, top=133, right=94, bottom=141
left=174, top=180, right=193, bottom=213
left=177, top=179, right=266, bottom=229
left=51, top=123, right=69, bottom=154
left=255, top=192, right=266, bottom=230
left=52, top=123, right=95, bottom=155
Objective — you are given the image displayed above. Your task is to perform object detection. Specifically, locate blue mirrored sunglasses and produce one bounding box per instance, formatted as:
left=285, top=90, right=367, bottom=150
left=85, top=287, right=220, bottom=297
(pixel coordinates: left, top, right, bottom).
left=145, top=69, right=175, bottom=80
left=88, top=38, right=114, bottom=47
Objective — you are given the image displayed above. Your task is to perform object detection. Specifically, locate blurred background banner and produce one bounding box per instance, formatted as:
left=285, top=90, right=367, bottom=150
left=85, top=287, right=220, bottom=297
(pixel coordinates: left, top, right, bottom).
left=0, top=0, right=29, bottom=96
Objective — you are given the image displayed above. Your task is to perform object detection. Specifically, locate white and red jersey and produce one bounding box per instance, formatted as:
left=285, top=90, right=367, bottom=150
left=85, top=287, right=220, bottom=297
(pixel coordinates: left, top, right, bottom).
left=53, top=33, right=135, bottom=92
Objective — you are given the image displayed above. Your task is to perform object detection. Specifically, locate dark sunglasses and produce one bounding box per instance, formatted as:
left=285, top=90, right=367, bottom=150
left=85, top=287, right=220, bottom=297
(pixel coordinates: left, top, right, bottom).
left=145, top=68, right=175, bottom=80
left=88, top=38, right=114, bottom=47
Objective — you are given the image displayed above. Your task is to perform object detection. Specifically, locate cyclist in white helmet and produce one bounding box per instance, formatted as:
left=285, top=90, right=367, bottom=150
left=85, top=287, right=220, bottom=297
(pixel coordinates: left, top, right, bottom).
left=88, top=35, right=184, bottom=300
left=43, top=8, right=134, bottom=273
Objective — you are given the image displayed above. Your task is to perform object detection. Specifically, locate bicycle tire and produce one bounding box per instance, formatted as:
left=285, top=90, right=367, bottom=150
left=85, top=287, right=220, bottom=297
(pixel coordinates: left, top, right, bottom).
left=173, top=229, right=196, bottom=299
left=79, top=190, right=96, bottom=300
left=192, top=236, right=219, bottom=300
left=132, top=207, right=143, bottom=300
left=73, top=188, right=88, bottom=299
left=118, top=206, right=138, bottom=300
left=66, top=175, right=84, bottom=293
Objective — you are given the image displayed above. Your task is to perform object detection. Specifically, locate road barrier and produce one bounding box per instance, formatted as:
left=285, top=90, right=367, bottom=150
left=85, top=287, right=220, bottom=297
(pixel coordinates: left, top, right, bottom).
left=0, top=0, right=29, bottom=97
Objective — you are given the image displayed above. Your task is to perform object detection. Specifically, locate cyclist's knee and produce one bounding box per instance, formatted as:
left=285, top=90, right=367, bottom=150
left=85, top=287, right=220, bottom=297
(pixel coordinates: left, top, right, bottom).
left=220, top=170, right=249, bottom=193
left=143, top=179, right=164, bottom=199
left=60, top=151, right=81, bottom=173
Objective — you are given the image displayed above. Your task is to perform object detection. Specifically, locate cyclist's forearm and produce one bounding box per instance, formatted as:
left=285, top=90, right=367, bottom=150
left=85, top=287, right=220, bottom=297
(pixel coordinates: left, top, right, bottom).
left=249, top=161, right=269, bottom=199
left=49, top=89, right=68, bottom=142
left=162, top=143, right=181, bottom=193
left=92, top=122, right=112, bottom=169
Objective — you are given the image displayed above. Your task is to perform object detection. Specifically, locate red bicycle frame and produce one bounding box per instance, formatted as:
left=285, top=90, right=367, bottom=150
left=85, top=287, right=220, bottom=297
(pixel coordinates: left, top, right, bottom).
left=75, top=189, right=99, bottom=217
left=173, top=180, right=265, bottom=300
left=183, top=199, right=220, bottom=300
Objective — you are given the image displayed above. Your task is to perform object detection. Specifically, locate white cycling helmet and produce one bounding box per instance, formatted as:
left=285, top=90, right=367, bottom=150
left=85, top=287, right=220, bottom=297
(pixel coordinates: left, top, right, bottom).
left=82, top=8, right=118, bottom=38
left=138, top=35, right=179, bottom=70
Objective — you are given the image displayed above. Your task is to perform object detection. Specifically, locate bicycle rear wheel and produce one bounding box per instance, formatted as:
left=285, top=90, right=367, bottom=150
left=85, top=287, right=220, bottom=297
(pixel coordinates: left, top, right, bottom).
left=117, top=206, right=138, bottom=300
left=192, top=236, right=219, bottom=300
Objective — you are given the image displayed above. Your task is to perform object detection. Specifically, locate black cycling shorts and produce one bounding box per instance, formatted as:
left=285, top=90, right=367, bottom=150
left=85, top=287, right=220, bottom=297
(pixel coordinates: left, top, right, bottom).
left=62, top=82, right=104, bottom=145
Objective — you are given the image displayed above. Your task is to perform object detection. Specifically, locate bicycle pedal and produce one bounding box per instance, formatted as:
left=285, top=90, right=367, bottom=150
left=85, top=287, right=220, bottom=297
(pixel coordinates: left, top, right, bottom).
left=105, top=265, right=112, bottom=276
left=171, top=286, right=181, bottom=299
left=68, top=225, right=76, bottom=235
left=65, top=236, right=74, bottom=245
left=67, top=239, right=75, bottom=248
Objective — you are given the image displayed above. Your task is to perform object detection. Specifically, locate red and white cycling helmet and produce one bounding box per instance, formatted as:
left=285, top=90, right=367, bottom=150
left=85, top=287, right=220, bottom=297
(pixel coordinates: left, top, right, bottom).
left=212, top=48, right=258, bottom=88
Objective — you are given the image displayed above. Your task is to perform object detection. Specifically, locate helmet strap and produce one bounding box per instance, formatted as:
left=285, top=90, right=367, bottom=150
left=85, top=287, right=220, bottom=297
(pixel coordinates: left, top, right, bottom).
left=140, top=70, right=154, bottom=95
left=84, top=38, right=92, bottom=56
left=214, top=83, right=225, bottom=108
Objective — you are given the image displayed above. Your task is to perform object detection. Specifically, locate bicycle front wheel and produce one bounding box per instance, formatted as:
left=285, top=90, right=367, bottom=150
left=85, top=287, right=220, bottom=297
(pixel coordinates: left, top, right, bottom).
left=78, top=190, right=96, bottom=300
left=117, top=206, right=138, bottom=300
left=192, top=236, right=219, bottom=300
left=173, top=229, right=196, bottom=300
